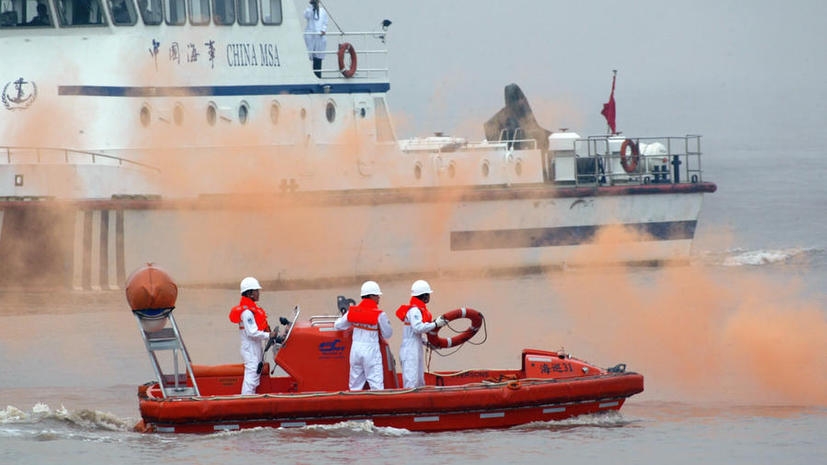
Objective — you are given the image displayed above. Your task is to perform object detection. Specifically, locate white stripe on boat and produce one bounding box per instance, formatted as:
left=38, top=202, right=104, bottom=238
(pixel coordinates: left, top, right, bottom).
left=413, top=416, right=440, bottom=423
left=543, top=407, right=566, bottom=414
left=280, top=421, right=307, bottom=428
left=214, top=424, right=239, bottom=431
left=480, top=412, right=505, bottom=419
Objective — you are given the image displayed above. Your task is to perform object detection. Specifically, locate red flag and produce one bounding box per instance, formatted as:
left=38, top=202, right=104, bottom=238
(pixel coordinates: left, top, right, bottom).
left=601, top=71, right=617, bottom=134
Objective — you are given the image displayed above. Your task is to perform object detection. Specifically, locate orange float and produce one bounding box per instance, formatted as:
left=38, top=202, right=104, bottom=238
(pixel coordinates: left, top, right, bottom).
left=427, top=307, right=484, bottom=349
left=620, top=138, right=640, bottom=173
left=337, top=42, right=357, bottom=78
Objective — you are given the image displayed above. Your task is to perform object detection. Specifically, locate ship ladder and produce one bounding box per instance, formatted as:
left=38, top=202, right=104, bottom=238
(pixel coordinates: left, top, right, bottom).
left=135, top=312, right=200, bottom=398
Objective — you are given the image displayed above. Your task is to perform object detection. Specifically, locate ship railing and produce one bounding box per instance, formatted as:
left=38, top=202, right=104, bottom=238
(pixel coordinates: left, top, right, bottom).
left=1, top=146, right=161, bottom=173
left=304, top=31, right=389, bottom=81
left=558, top=135, right=703, bottom=186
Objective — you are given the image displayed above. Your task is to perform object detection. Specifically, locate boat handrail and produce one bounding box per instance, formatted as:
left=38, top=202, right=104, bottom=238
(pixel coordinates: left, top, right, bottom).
left=309, top=315, right=338, bottom=327
left=399, top=137, right=537, bottom=154
left=557, top=134, right=704, bottom=186
left=1, top=146, right=161, bottom=173
left=303, top=30, right=390, bottom=81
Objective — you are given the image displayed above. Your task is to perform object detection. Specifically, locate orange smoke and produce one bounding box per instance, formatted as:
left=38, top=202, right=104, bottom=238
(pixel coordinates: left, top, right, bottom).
left=547, top=226, right=827, bottom=406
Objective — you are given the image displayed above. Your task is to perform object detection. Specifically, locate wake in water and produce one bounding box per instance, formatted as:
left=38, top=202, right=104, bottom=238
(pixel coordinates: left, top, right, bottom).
left=700, top=246, right=824, bottom=267
left=0, top=404, right=132, bottom=440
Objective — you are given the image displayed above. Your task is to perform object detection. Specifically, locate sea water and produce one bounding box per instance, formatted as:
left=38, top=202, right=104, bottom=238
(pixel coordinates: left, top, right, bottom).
left=1, top=146, right=825, bottom=464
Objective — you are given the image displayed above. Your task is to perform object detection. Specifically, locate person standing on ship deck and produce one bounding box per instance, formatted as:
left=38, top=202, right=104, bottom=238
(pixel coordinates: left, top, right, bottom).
left=303, top=0, right=328, bottom=78
left=229, top=277, right=279, bottom=395
left=396, top=280, right=448, bottom=388
left=26, top=3, right=50, bottom=26
left=334, top=281, right=393, bottom=390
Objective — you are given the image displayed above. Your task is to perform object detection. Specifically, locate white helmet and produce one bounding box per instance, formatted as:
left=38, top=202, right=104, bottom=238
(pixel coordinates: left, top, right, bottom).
left=411, top=279, right=433, bottom=296
left=240, top=276, right=262, bottom=294
left=360, top=280, right=382, bottom=297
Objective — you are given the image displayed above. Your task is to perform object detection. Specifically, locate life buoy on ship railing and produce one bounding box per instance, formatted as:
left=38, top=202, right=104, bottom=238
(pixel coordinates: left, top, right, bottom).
left=620, top=138, right=640, bottom=174
left=337, top=43, right=358, bottom=78
left=427, top=307, right=484, bottom=349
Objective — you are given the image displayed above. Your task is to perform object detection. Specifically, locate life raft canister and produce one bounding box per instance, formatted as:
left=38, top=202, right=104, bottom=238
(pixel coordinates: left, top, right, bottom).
left=620, top=138, right=640, bottom=174
left=427, top=307, right=484, bottom=349
left=337, top=42, right=357, bottom=78
left=125, top=263, right=178, bottom=312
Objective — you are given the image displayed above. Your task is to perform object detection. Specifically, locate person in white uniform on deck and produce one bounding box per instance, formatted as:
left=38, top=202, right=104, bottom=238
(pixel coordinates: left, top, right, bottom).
left=334, top=281, right=393, bottom=390
left=395, top=280, right=447, bottom=388
left=228, top=277, right=278, bottom=395
left=303, top=0, right=328, bottom=78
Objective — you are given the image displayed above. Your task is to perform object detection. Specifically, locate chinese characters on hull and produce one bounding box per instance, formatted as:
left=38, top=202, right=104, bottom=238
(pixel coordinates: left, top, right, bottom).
left=149, top=40, right=282, bottom=70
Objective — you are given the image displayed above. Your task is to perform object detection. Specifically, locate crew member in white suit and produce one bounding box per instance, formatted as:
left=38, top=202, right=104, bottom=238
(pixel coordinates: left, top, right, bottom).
left=304, top=0, right=328, bottom=78
left=395, top=280, right=447, bottom=388
left=228, top=277, right=278, bottom=395
left=334, top=281, right=393, bottom=390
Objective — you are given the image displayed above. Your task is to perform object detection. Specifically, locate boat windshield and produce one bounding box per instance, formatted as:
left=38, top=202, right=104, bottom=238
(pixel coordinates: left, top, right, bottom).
left=0, top=0, right=283, bottom=28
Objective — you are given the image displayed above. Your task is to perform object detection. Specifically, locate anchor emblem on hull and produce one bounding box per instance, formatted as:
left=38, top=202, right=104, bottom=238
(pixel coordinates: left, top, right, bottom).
left=2, top=77, right=38, bottom=110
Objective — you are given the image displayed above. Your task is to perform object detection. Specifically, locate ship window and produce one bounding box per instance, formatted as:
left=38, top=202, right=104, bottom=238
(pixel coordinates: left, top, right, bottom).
left=173, top=103, right=183, bottom=125
left=1, top=0, right=55, bottom=28
left=136, top=0, right=161, bottom=25
left=373, top=97, right=396, bottom=142
left=108, top=0, right=136, bottom=25
left=260, top=0, right=280, bottom=25
left=212, top=0, right=232, bottom=25
left=238, top=101, right=249, bottom=124
left=55, top=0, right=107, bottom=26
left=236, top=0, right=255, bottom=25
left=140, top=104, right=151, bottom=127
left=325, top=100, right=336, bottom=123
left=206, top=102, right=217, bottom=126
left=188, top=0, right=209, bottom=25
left=269, top=101, right=280, bottom=125
left=165, top=0, right=184, bottom=24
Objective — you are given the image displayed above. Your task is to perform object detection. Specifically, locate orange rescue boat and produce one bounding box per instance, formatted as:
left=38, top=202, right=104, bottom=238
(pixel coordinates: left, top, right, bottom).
left=128, top=264, right=644, bottom=433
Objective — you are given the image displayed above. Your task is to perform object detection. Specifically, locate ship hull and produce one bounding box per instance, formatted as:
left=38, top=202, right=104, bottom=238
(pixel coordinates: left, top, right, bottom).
left=137, top=372, right=644, bottom=433
left=0, top=182, right=714, bottom=288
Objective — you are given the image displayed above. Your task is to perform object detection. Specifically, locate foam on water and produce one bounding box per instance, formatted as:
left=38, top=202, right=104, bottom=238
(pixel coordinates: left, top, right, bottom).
left=700, top=247, right=823, bottom=267
left=0, top=403, right=132, bottom=439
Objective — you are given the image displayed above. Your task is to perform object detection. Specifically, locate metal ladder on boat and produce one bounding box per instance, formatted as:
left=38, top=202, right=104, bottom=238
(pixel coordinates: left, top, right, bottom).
left=135, top=312, right=200, bottom=398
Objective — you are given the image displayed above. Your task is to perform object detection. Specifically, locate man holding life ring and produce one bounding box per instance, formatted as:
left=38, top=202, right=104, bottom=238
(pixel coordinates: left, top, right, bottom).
left=334, top=281, right=393, bottom=390
left=303, top=0, right=328, bottom=78
left=228, top=277, right=279, bottom=395
left=395, top=280, right=448, bottom=388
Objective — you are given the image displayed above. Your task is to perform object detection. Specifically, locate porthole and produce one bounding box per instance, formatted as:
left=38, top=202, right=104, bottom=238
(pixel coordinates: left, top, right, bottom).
left=206, top=102, right=217, bottom=126
left=238, top=101, right=249, bottom=125
left=360, top=107, right=367, bottom=118
left=414, top=162, right=422, bottom=180
left=515, top=159, right=523, bottom=176
left=300, top=108, right=307, bottom=120
left=481, top=160, right=490, bottom=177
left=448, top=162, right=456, bottom=179
left=325, top=100, right=336, bottom=123
left=173, top=103, right=183, bottom=126
left=270, top=101, right=280, bottom=125
left=140, top=104, right=151, bottom=127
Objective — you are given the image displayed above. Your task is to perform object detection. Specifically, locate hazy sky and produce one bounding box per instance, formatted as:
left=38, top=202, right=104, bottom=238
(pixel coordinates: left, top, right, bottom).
left=317, top=0, right=827, bottom=150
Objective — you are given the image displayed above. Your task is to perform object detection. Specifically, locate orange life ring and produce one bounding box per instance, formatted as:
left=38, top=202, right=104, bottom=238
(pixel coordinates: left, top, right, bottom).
left=427, top=307, right=484, bottom=349
left=620, top=138, right=640, bottom=173
left=337, top=43, right=357, bottom=78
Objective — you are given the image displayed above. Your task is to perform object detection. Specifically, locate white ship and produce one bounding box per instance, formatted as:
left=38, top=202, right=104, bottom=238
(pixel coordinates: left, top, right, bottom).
left=0, top=0, right=715, bottom=289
